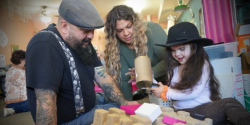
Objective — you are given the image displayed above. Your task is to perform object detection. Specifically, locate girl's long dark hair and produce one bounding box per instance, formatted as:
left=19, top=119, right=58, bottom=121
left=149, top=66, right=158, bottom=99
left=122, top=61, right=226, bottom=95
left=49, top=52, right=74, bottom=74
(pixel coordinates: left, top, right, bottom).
left=165, top=42, right=221, bottom=101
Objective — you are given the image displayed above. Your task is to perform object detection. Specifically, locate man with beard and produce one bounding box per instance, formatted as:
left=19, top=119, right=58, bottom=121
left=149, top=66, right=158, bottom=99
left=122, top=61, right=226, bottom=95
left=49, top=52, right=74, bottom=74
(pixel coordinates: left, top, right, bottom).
left=25, top=0, right=138, bottom=125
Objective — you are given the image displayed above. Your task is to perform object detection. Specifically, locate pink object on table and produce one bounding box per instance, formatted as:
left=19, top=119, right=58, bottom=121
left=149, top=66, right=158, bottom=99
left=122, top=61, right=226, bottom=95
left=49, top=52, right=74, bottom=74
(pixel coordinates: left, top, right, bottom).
left=132, top=81, right=138, bottom=92
left=162, top=116, right=177, bottom=125
left=120, top=104, right=142, bottom=115
left=94, top=84, right=103, bottom=93
left=176, top=119, right=186, bottom=124
left=162, top=116, right=186, bottom=125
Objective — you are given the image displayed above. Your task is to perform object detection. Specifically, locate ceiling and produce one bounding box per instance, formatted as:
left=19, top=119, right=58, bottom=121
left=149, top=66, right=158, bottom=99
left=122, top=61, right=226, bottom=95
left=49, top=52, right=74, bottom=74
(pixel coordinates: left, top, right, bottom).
left=0, top=0, right=189, bottom=24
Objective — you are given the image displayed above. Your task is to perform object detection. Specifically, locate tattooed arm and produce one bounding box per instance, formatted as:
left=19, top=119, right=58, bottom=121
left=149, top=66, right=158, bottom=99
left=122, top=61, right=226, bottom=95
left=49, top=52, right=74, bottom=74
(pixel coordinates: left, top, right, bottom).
left=94, top=66, right=138, bottom=105
left=35, top=89, right=57, bottom=125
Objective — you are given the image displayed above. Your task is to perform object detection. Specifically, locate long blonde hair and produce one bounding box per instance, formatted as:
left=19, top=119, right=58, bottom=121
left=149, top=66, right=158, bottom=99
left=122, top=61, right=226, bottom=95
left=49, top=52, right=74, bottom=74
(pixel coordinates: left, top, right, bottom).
left=104, top=5, right=148, bottom=83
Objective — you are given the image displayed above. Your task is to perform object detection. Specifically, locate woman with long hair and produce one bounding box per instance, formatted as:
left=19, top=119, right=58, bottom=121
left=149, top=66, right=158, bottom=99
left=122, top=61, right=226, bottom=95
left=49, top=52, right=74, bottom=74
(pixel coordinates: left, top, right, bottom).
left=104, top=5, right=167, bottom=100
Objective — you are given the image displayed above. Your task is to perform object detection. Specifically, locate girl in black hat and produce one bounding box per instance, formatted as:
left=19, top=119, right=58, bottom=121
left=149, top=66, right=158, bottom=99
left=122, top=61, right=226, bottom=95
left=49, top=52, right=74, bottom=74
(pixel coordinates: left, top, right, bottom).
left=151, top=22, right=250, bottom=125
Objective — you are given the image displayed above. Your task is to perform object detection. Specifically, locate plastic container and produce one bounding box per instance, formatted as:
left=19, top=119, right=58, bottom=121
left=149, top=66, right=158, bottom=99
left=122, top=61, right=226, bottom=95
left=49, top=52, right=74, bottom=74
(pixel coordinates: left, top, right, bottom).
left=204, top=41, right=238, bottom=60
left=148, top=93, right=173, bottom=107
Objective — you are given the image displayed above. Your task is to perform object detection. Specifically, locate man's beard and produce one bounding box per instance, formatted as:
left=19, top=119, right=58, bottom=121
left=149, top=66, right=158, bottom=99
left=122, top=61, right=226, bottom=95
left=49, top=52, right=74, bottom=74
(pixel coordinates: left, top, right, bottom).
left=65, top=36, right=94, bottom=65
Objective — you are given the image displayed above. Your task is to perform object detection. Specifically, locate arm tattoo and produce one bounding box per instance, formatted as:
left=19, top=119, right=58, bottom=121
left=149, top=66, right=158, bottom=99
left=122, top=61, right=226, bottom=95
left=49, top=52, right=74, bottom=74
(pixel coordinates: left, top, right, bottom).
left=95, top=66, right=107, bottom=78
left=94, top=66, right=128, bottom=105
left=101, top=83, right=128, bottom=105
left=35, top=89, right=57, bottom=125
left=94, top=66, right=107, bottom=87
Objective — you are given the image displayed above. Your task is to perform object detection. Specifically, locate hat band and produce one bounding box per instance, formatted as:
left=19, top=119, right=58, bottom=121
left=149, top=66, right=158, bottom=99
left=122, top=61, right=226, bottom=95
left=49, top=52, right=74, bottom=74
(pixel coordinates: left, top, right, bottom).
left=175, top=38, right=188, bottom=41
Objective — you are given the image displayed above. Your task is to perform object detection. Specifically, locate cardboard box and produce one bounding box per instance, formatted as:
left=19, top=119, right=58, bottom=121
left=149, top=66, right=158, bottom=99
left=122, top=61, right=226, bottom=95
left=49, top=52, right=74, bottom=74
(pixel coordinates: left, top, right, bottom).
left=135, top=103, right=162, bottom=122
left=211, top=57, right=245, bottom=107
left=235, top=24, right=250, bottom=53
left=237, top=35, right=250, bottom=53
left=148, top=93, right=173, bottom=107
left=239, top=52, right=250, bottom=74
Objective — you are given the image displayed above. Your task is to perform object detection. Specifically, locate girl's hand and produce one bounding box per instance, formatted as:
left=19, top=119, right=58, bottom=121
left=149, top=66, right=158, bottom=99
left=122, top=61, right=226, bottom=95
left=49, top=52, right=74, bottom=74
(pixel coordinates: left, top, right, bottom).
left=150, top=82, right=165, bottom=97
left=125, top=68, right=135, bottom=83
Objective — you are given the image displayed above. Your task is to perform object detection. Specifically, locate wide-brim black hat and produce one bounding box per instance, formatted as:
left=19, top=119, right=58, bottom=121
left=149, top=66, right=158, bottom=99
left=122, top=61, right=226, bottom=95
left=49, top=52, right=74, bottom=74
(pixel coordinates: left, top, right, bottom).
left=155, top=22, right=213, bottom=47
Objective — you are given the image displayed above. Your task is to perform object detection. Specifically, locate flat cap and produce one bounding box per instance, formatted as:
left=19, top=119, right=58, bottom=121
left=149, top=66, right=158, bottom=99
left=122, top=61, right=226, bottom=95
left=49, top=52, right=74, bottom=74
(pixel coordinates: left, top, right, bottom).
left=59, top=0, right=104, bottom=29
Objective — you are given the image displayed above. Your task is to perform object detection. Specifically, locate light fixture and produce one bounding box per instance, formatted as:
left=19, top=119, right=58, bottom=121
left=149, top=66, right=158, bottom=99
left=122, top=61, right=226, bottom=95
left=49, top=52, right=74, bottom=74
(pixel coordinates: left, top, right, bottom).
left=41, top=16, right=51, bottom=23
left=174, top=0, right=190, bottom=12
left=126, top=0, right=145, bottom=13
left=40, top=6, right=51, bottom=23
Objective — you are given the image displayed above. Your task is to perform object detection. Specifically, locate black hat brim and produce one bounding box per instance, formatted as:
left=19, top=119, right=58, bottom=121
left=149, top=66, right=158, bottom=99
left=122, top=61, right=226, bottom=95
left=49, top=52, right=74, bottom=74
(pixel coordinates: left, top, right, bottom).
left=155, top=38, right=213, bottom=47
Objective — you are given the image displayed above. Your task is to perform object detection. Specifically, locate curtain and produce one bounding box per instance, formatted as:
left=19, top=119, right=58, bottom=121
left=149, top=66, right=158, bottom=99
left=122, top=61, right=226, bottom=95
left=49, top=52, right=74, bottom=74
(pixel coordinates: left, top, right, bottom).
left=202, top=0, right=235, bottom=43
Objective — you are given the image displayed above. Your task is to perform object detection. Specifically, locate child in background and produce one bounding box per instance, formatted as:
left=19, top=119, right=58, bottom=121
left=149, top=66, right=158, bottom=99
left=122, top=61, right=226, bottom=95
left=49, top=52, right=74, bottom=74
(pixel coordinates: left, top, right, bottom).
left=151, top=22, right=250, bottom=125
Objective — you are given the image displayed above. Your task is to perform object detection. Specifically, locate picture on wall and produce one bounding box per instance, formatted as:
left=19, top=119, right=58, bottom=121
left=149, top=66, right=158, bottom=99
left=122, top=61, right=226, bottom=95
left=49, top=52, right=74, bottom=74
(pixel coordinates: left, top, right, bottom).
left=11, top=44, right=19, bottom=53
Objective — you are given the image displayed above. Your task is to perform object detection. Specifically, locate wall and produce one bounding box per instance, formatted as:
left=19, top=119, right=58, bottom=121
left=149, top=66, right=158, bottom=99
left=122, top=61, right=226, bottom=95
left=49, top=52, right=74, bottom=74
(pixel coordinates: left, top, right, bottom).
left=151, top=15, right=168, bottom=29
left=0, top=6, right=167, bottom=66
left=92, top=28, right=106, bottom=54
left=177, top=0, right=202, bottom=33
left=33, top=17, right=58, bottom=31
left=92, top=15, right=168, bottom=55
left=0, top=7, right=34, bottom=65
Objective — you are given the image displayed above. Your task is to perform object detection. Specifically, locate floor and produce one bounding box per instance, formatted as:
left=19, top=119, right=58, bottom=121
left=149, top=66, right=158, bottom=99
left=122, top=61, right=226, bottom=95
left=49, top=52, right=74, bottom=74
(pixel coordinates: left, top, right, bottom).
left=0, top=95, right=35, bottom=125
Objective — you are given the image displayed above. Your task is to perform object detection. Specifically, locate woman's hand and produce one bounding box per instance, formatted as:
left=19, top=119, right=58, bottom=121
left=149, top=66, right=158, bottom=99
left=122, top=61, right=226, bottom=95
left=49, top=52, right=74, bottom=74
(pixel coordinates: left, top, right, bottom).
left=125, top=68, right=136, bottom=83
left=150, top=82, right=165, bottom=97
